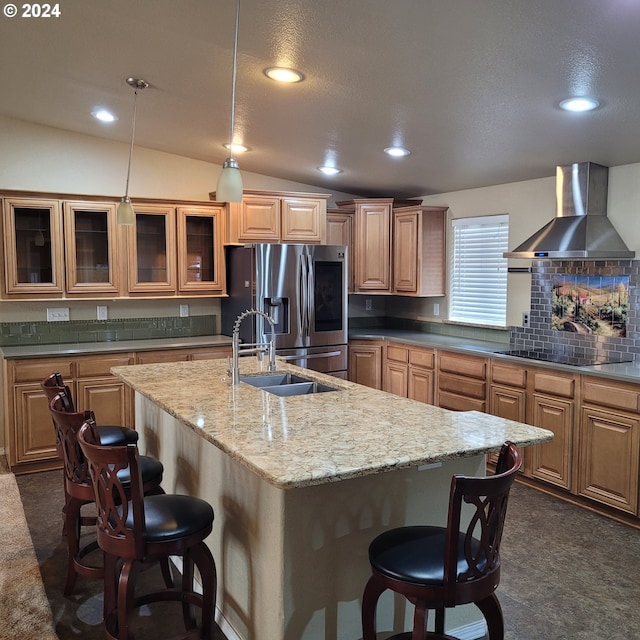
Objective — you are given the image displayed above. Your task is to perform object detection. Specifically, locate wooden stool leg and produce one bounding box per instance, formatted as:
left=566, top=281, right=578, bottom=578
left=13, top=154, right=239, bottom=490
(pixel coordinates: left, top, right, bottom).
left=63, top=497, right=82, bottom=595
left=477, top=593, right=504, bottom=640
left=362, top=575, right=386, bottom=640
left=411, top=598, right=429, bottom=640
left=191, top=541, right=217, bottom=640
left=435, top=607, right=445, bottom=634
left=116, top=559, right=138, bottom=640
left=181, top=553, right=197, bottom=630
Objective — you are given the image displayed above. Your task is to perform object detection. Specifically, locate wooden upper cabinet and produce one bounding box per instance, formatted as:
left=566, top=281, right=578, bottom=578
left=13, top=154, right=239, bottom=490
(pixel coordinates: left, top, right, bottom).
left=326, top=208, right=354, bottom=292
left=126, top=204, right=177, bottom=294
left=177, top=205, right=226, bottom=294
left=1, top=197, right=65, bottom=297
left=353, top=199, right=393, bottom=291
left=393, top=205, right=447, bottom=297
left=63, top=201, right=120, bottom=295
left=217, top=189, right=329, bottom=244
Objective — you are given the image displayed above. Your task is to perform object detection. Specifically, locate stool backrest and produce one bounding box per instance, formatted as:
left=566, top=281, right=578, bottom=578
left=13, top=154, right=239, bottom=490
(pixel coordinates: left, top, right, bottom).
left=49, top=390, right=95, bottom=489
left=443, top=441, right=521, bottom=602
left=41, top=371, right=76, bottom=411
left=78, top=419, right=145, bottom=559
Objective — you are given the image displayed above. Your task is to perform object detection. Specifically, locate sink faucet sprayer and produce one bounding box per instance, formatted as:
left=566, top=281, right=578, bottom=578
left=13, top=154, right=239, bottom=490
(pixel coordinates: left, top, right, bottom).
left=230, top=309, right=277, bottom=385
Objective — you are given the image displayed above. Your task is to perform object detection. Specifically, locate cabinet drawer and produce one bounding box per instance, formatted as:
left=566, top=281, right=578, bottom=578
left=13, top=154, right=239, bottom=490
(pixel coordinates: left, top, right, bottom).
left=76, top=354, right=135, bottom=378
left=386, top=344, right=409, bottom=363
left=135, top=349, right=191, bottom=364
left=10, top=359, right=73, bottom=383
left=409, top=348, right=434, bottom=370
left=491, top=362, right=526, bottom=388
left=582, top=377, right=640, bottom=413
left=533, top=371, right=575, bottom=398
left=438, top=372, right=486, bottom=399
left=438, top=353, right=486, bottom=379
left=438, top=391, right=486, bottom=412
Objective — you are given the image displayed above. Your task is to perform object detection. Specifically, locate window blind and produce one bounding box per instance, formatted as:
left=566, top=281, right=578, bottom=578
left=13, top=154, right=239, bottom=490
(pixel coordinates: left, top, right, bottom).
left=449, top=214, right=509, bottom=327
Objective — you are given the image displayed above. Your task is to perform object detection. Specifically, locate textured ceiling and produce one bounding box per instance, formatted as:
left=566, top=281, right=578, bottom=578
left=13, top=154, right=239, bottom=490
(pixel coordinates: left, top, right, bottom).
left=2, top=0, right=640, bottom=198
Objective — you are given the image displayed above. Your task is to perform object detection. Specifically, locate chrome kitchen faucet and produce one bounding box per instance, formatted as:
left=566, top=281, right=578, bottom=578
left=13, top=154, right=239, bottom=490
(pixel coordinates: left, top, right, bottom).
left=230, top=309, right=277, bottom=385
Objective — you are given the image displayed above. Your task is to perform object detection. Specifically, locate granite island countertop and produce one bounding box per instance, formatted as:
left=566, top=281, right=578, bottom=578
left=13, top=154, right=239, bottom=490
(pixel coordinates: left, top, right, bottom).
left=112, top=357, right=552, bottom=490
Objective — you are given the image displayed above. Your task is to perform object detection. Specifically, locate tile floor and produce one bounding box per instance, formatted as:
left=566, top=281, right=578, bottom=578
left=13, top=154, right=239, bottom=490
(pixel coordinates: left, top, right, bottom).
left=13, top=467, right=640, bottom=640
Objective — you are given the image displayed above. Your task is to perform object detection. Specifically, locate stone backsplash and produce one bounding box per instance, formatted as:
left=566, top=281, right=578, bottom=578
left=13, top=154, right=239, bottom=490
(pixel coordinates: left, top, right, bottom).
left=510, top=260, right=640, bottom=362
left=0, top=314, right=217, bottom=347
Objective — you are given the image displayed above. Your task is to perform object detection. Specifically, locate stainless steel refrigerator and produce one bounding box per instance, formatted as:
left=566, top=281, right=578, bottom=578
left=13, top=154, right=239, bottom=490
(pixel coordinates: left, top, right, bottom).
left=221, top=244, right=349, bottom=377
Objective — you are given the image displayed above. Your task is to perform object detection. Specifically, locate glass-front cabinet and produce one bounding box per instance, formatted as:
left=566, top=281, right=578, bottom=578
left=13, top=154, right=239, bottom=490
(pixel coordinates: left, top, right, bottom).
left=63, top=201, right=120, bottom=295
left=1, top=198, right=65, bottom=296
left=126, top=205, right=177, bottom=294
left=177, top=206, right=225, bottom=294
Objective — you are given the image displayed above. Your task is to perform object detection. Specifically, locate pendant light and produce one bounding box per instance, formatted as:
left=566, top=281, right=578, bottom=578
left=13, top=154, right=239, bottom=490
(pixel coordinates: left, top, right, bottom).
left=117, top=77, right=149, bottom=224
left=216, top=0, right=244, bottom=203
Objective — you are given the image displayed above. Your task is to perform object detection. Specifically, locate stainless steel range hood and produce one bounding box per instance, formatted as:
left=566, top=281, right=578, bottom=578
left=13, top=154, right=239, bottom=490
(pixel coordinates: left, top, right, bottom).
left=504, top=162, right=635, bottom=259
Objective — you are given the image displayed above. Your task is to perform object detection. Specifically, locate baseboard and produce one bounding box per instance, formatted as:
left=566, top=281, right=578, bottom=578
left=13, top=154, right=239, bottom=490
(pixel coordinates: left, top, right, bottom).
left=447, top=619, right=488, bottom=640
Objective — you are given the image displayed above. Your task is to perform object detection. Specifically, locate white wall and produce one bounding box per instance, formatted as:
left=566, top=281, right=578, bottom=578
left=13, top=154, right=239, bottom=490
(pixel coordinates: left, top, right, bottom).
left=418, top=164, right=640, bottom=327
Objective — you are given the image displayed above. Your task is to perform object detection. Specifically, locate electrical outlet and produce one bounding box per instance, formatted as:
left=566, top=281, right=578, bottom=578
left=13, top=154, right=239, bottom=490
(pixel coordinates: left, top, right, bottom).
left=96, top=305, right=108, bottom=321
left=365, top=299, right=372, bottom=311
left=522, top=311, right=530, bottom=328
left=179, top=304, right=189, bottom=318
left=46, top=307, right=70, bottom=322
left=433, top=303, right=440, bottom=316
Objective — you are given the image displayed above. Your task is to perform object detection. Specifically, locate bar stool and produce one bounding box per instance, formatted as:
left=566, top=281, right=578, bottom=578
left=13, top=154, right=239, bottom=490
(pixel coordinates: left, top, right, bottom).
left=78, top=417, right=217, bottom=640
left=49, top=389, right=165, bottom=595
left=361, top=442, right=521, bottom=640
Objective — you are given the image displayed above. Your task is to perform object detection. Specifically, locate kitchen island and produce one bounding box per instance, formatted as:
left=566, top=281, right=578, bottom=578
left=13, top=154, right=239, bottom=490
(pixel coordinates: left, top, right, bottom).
left=112, top=357, right=552, bottom=640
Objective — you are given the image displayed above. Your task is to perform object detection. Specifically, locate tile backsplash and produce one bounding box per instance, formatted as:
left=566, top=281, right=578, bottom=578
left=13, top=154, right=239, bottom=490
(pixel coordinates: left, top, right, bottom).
left=511, top=260, right=640, bottom=362
left=0, top=314, right=217, bottom=347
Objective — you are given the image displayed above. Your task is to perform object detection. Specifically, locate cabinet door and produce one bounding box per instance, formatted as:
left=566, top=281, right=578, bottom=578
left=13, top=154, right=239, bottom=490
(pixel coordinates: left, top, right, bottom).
left=393, top=209, right=419, bottom=293
left=385, top=361, right=408, bottom=397
left=236, top=197, right=280, bottom=242
left=12, top=383, right=59, bottom=466
left=354, top=201, right=392, bottom=291
left=63, top=201, right=120, bottom=295
left=578, top=406, right=639, bottom=515
left=127, top=205, right=177, bottom=294
left=529, top=394, right=574, bottom=490
left=282, top=197, right=324, bottom=243
left=326, top=210, right=354, bottom=291
left=409, top=368, right=434, bottom=405
left=177, top=206, right=226, bottom=294
left=348, top=342, right=383, bottom=389
left=1, top=197, right=64, bottom=296
left=76, top=378, right=133, bottom=429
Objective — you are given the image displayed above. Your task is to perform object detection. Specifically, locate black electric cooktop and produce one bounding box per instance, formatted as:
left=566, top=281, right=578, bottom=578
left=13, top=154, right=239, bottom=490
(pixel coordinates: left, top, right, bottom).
left=496, top=349, right=634, bottom=367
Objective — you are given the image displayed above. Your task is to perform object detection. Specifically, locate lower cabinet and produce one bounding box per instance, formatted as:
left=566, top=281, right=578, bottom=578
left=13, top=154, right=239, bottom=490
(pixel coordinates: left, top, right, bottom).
left=3, top=344, right=231, bottom=474
left=436, top=351, right=487, bottom=412
left=348, top=340, right=383, bottom=389
left=527, top=369, right=576, bottom=490
left=384, top=342, right=434, bottom=404
left=578, top=376, right=640, bottom=515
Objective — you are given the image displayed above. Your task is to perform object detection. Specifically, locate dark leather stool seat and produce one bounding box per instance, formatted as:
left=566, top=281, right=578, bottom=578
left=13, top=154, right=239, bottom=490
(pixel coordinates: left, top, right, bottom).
left=48, top=389, right=165, bottom=596
left=362, top=442, right=521, bottom=640
left=79, top=418, right=217, bottom=640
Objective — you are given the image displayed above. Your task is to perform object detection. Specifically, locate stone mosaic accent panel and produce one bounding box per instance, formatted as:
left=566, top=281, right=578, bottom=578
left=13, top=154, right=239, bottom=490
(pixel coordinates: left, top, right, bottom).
left=511, top=260, right=640, bottom=362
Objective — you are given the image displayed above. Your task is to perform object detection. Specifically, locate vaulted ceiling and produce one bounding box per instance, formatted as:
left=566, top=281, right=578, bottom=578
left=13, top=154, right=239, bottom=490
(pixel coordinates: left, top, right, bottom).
left=2, top=0, right=640, bottom=198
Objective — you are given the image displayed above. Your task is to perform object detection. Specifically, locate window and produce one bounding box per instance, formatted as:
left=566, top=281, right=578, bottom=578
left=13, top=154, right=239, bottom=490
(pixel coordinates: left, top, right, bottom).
left=449, top=214, right=509, bottom=327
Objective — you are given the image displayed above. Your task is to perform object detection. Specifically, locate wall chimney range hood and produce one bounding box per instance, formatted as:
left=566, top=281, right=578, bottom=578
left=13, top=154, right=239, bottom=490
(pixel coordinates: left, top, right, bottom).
left=504, top=162, right=635, bottom=259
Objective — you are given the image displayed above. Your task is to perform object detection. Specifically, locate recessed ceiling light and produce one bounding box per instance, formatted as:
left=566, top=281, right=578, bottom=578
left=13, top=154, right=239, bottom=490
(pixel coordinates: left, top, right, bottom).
left=264, top=67, right=305, bottom=83
left=91, top=109, right=118, bottom=123
left=558, top=97, right=600, bottom=112
left=223, top=142, right=250, bottom=153
left=318, top=166, right=342, bottom=175
left=384, top=146, right=411, bottom=157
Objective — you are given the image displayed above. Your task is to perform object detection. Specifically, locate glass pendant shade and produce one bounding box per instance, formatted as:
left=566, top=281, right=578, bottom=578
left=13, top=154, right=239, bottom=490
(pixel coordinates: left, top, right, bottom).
left=117, top=197, right=135, bottom=225
left=216, top=157, right=243, bottom=202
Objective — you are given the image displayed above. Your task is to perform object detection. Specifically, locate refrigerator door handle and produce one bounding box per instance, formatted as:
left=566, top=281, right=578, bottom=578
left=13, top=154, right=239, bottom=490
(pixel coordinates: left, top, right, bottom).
left=299, top=254, right=309, bottom=337
left=304, top=254, right=313, bottom=339
left=278, top=350, right=342, bottom=361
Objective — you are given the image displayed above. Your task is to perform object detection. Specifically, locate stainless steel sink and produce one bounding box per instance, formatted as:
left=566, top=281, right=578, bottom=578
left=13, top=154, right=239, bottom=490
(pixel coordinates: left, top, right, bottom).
left=239, top=373, right=338, bottom=396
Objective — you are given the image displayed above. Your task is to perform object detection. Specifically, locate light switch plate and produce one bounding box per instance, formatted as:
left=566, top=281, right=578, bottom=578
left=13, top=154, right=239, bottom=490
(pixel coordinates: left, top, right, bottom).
left=179, top=304, right=189, bottom=318
left=96, top=305, right=108, bottom=321
left=47, top=307, right=70, bottom=322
